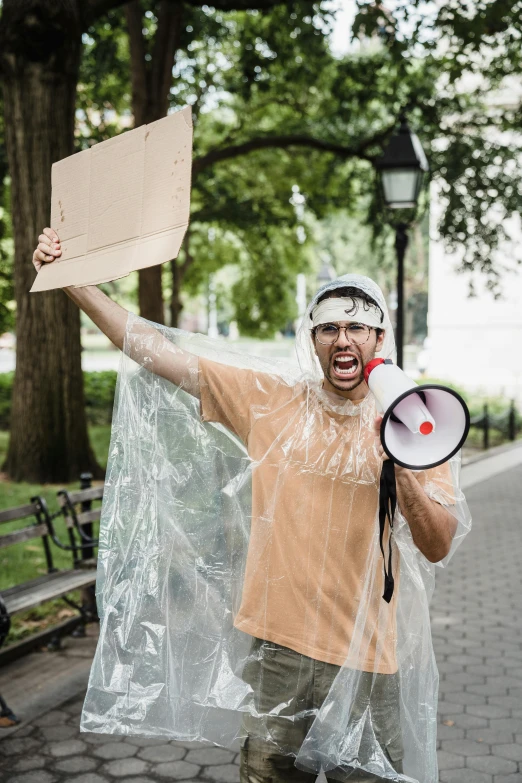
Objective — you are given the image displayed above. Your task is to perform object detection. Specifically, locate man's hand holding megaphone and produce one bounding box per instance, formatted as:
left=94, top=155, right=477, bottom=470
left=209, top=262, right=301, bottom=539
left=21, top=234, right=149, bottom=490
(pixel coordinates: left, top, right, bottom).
left=368, top=361, right=468, bottom=599
left=366, top=358, right=470, bottom=471
left=373, top=414, right=425, bottom=477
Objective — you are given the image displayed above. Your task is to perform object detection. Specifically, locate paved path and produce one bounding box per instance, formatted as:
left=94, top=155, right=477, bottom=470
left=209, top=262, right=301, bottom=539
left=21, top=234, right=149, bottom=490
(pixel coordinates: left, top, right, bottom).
left=431, top=459, right=522, bottom=783
left=0, top=449, right=521, bottom=783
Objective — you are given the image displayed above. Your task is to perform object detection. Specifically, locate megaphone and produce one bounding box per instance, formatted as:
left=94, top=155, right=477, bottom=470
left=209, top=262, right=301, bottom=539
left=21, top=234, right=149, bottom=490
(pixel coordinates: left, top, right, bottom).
left=365, top=359, right=470, bottom=470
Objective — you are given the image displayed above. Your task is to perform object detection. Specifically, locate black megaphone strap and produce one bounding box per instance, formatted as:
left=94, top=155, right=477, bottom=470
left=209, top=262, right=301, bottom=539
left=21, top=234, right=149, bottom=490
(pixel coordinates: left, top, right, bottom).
left=379, top=459, right=396, bottom=603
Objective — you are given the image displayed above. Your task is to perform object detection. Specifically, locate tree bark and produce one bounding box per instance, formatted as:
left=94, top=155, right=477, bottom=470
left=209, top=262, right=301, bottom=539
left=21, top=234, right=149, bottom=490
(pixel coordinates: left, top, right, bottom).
left=0, top=0, right=103, bottom=482
left=170, top=259, right=184, bottom=328
left=138, top=265, right=165, bottom=324
left=126, top=0, right=184, bottom=324
left=170, top=229, right=195, bottom=327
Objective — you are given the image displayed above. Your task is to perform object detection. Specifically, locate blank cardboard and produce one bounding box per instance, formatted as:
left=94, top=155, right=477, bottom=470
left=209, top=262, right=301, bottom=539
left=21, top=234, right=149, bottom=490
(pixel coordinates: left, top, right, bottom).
left=31, top=106, right=193, bottom=293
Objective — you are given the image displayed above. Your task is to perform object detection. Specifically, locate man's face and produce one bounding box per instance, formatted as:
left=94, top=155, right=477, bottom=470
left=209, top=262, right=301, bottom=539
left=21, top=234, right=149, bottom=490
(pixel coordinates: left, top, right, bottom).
left=313, top=321, right=385, bottom=400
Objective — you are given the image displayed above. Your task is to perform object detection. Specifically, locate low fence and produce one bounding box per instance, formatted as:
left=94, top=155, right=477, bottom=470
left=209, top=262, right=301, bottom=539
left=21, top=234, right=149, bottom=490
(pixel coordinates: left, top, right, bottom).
left=469, top=400, right=518, bottom=450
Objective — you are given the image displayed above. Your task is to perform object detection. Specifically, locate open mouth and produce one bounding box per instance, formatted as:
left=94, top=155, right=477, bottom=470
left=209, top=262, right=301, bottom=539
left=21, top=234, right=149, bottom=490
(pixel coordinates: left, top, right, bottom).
left=331, top=353, right=360, bottom=380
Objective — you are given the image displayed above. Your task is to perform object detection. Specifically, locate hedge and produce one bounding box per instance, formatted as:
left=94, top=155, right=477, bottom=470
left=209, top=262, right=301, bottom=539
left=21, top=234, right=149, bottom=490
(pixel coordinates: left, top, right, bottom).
left=0, top=370, right=117, bottom=430
left=0, top=370, right=519, bottom=436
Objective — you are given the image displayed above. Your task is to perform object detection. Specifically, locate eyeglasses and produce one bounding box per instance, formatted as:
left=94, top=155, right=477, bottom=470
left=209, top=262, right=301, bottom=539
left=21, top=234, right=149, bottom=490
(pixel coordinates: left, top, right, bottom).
left=313, top=323, right=373, bottom=346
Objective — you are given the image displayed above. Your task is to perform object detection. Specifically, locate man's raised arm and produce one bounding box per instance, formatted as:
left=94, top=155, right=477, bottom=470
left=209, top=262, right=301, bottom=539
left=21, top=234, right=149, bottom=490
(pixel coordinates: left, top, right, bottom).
left=33, top=228, right=200, bottom=398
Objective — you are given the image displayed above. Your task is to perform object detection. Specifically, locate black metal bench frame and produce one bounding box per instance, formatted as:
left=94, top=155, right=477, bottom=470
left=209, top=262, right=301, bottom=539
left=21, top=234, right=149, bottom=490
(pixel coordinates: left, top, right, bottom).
left=0, top=474, right=103, bottom=725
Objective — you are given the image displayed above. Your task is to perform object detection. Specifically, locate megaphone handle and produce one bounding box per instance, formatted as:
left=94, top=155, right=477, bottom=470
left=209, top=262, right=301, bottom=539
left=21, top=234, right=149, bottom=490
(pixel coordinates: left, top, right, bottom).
left=379, top=459, right=397, bottom=603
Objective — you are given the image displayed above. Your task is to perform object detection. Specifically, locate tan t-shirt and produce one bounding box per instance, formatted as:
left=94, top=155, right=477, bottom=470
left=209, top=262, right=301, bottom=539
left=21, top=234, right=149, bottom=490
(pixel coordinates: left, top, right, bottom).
left=199, top=358, right=454, bottom=673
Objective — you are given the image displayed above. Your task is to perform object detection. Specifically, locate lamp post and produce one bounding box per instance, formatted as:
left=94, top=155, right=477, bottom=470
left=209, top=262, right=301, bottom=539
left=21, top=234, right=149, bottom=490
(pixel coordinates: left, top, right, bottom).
left=375, top=116, right=429, bottom=368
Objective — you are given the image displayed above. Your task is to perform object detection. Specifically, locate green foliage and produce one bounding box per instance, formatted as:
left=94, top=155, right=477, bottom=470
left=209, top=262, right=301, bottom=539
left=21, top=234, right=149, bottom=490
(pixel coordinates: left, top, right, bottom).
left=0, top=370, right=13, bottom=430
left=87, top=423, right=112, bottom=465
left=0, top=371, right=117, bottom=429
left=418, top=376, right=470, bottom=404
left=309, top=209, right=396, bottom=290
left=419, top=376, right=522, bottom=431
left=20, top=0, right=522, bottom=337
left=406, top=376, right=522, bottom=451
left=174, top=0, right=522, bottom=304
left=231, top=227, right=301, bottom=337
left=354, top=0, right=522, bottom=292
left=77, top=9, right=132, bottom=148
left=83, top=371, right=117, bottom=425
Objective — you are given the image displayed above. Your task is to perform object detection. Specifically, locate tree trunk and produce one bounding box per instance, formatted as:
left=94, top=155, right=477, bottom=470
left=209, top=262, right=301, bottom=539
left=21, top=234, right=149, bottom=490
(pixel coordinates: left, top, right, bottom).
left=170, top=259, right=184, bottom=328
left=170, top=229, right=195, bottom=328
left=126, top=0, right=184, bottom=324
left=0, top=1, right=103, bottom=482
left=138, top=265, right=165, bottom=324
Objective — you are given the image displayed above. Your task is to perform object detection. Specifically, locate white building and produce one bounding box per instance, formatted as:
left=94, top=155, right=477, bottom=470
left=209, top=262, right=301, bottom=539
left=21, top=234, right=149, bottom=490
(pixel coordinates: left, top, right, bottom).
left=427, top=192, right=520, bottom=404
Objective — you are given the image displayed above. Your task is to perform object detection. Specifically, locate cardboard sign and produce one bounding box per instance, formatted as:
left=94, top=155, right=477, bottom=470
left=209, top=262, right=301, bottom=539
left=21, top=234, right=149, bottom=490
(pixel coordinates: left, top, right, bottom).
left=31, top=106, right=192, bottom=292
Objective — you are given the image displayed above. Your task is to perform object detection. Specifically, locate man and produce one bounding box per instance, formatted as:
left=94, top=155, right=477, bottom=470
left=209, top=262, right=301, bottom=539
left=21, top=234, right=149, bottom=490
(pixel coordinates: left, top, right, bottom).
left=33, top=229, right=464, bottom=783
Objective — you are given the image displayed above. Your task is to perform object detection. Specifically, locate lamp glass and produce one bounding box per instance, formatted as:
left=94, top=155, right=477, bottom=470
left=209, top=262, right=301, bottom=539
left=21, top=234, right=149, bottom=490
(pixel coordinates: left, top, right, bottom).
left=381, top=168, right=422, bottom=208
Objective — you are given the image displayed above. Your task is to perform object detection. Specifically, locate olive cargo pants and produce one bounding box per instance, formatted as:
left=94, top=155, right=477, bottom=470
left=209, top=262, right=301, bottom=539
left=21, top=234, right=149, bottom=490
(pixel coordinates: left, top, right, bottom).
left=239, top=638, right=403, bottom=783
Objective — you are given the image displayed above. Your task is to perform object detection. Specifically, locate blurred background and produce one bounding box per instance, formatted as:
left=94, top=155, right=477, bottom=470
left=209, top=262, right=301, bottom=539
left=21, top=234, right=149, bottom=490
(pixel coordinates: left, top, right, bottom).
left=0, top=0, right=520, bottom=660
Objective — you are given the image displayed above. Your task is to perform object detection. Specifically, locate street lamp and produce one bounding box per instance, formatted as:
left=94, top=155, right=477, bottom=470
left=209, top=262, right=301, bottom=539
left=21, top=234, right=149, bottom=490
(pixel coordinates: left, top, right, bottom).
left=375, top=116, right=429, bottom=368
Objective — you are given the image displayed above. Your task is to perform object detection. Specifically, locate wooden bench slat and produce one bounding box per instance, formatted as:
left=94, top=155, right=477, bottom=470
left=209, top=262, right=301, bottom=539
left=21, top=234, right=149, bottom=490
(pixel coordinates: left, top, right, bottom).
left=62, top=487, right=104, bottom=505
left=77, top=557, right=97, bottom=570
left=2, top=569, right=68, bottom=596
left=3, top=569, right=97, bottom=614
left=0, top=503, right=40, bottom=525
left=0, top=523, right=49, bottom=549
left=76, top=509, right=101, bottom=525
left=62, top=512, right=101, bottom=529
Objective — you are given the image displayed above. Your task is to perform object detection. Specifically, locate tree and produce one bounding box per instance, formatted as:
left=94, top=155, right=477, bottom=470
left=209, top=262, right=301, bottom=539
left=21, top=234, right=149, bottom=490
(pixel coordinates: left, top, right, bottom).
left=130, top=0, right=522, bottom=316
left=0, top=1, right=102, bottom=482
left=2, top=0, right=521, bottom=482
left=80, top=0, right=339, bottom=322
left=77, top=1, right=397, bottom=327
left=352, top=0, right=522, bottom=291
left=0, top=0, right=298, bottom=483
left=77, top=0, right=336, bottom=323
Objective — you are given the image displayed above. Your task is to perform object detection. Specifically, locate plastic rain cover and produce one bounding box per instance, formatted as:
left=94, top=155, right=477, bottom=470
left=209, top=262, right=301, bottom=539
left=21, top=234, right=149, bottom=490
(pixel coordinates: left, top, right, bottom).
left=81, top=274, right=471, bottom=783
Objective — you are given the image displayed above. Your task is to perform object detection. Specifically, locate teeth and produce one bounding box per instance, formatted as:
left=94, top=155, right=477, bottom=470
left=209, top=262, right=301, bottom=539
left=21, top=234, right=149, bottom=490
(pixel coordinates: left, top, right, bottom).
left=334, top=356, right=358, bottom=376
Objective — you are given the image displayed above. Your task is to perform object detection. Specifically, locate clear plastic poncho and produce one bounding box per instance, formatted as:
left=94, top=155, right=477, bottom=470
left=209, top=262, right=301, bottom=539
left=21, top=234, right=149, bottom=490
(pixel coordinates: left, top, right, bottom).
left=81, top=274, right=471, bottom=783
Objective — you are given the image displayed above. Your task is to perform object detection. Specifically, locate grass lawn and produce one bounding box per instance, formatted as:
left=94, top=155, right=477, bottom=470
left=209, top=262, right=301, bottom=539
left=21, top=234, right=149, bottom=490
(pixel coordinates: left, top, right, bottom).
left=0, top=425, right=111, bottom=646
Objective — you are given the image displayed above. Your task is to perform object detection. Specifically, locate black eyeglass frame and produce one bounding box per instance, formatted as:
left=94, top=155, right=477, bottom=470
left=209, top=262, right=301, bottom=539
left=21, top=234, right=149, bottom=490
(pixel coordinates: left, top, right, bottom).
left=311, top=322, right=375, bottom=346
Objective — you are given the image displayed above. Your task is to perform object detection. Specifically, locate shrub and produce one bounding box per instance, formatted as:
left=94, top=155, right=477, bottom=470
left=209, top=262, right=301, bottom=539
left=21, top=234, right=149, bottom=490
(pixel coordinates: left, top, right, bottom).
left=83, top=371, right=117, bottom=425
left=0, top=371, right=13, bottom=430
left=0, top=370, right=117, bottom=429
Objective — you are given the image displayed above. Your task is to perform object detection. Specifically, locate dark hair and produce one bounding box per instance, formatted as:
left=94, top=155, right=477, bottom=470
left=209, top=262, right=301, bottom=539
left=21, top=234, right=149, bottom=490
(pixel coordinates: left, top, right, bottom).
left=311, top=286, right=385, bottom=334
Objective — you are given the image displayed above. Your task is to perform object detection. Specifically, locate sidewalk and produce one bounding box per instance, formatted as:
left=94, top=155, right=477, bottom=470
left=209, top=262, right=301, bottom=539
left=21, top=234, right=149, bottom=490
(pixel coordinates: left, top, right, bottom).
left=431, top=444, right=522, bottom=783
left=1, top=444, right=521, bottom=783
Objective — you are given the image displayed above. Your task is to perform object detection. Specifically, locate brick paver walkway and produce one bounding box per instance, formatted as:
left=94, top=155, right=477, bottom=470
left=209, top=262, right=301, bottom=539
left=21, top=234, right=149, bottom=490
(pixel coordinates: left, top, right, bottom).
left=431, top=462, right=522, bottom=783
left=0, top=461, right=521, bottom=783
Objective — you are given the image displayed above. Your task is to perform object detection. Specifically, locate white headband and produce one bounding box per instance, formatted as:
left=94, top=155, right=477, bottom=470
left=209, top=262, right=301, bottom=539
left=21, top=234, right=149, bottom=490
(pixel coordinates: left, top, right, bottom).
left=311, top=297, right=383, bottom=329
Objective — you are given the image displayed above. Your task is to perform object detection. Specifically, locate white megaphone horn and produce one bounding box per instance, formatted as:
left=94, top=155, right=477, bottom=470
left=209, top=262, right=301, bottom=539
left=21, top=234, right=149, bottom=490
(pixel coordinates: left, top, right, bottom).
left=364, top=359, right=470, bottom=470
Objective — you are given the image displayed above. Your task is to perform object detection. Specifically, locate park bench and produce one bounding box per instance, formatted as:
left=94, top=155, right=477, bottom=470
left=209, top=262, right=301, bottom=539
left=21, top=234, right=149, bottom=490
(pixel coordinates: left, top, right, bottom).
left=0, top=475, right=103, bottom=725
left=56, top=479, right=102, bottom=570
